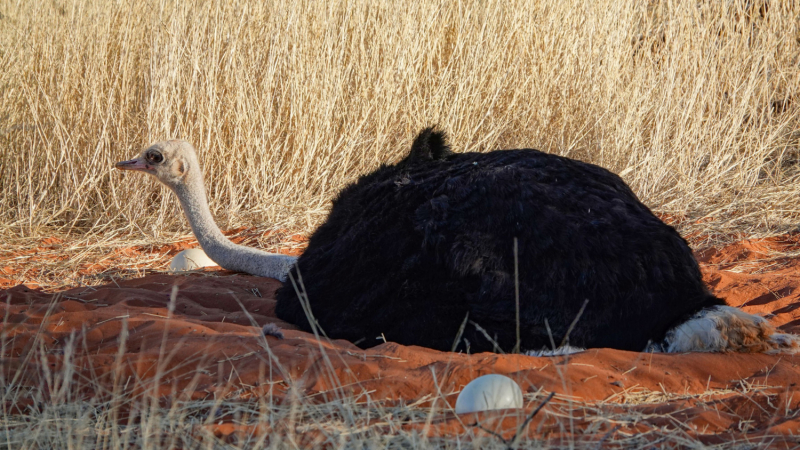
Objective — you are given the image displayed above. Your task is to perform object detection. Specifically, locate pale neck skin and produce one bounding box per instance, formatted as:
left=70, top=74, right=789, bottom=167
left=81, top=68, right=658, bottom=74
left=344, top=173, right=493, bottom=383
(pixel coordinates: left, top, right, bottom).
left=170, top=169, right=296, bottom=282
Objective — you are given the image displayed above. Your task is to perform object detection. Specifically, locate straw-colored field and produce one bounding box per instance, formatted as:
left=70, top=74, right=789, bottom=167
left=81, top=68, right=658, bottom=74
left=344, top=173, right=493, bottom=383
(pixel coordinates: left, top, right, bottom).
left=2, top=0, right=800, bottom=448
left=3, top=0, right=799, bottom=242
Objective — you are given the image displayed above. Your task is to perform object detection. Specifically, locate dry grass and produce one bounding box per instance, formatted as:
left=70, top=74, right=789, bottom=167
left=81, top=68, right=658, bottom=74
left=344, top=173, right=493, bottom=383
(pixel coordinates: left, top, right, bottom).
left=2, top=0, right=800, bottom=447
left=1, top=0, right=799, bottom=245
left=2, top=384, right=772, bottom=449
left=0, top=226, right=306, bottom=291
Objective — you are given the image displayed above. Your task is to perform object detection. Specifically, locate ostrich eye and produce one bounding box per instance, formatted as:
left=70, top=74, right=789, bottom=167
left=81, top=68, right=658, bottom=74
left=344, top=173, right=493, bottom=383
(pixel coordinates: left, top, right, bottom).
left=146, top=150, right=164, bottom=164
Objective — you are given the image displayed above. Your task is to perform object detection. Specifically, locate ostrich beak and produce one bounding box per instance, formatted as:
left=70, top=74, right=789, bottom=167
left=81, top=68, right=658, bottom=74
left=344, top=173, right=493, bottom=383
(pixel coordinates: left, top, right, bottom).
left=115, top=158, right=149, bottom=172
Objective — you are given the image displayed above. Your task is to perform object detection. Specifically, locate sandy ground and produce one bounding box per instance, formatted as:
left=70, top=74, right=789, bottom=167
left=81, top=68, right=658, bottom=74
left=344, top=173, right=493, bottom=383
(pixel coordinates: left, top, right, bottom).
left=2, top=233, right=800, bottom=446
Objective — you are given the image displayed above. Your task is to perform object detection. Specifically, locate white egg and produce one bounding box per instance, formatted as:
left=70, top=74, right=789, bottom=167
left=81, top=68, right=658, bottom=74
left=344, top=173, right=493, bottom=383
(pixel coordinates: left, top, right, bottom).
left=169, top=248, right=217, bottom=272
left=455, top=374, right=524, bottom=414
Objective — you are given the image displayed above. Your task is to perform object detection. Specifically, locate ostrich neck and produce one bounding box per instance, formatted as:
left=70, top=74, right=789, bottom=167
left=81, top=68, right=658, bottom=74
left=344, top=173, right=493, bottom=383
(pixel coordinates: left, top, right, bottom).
left=173, top=177, right=226, bottom=245
left=171, top=175, right=295, bottom=282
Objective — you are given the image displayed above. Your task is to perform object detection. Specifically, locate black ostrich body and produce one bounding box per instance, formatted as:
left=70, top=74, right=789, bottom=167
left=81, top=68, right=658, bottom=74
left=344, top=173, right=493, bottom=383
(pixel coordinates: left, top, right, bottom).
left=275, top=129, right=724, bottom=353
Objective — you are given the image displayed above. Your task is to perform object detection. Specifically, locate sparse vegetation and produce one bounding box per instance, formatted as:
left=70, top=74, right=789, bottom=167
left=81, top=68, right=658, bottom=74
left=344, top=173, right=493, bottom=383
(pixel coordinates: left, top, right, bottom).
left=0, top=299, right=794, bottom=449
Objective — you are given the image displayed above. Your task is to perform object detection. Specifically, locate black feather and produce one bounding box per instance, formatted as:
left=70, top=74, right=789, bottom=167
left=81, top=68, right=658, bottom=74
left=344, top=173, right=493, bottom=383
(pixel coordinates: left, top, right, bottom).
left=403, top=127, right=452, bottom=163
left=275, top=128, right=725, bottom=353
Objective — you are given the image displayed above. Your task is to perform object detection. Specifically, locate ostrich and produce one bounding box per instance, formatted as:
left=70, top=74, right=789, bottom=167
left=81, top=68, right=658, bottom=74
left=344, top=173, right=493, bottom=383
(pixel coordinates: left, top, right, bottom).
left=115, top=140, right=296, bottom=282
left=275, top=128, right=798, bottom=354
left=117, top=132, right=798, bottom=354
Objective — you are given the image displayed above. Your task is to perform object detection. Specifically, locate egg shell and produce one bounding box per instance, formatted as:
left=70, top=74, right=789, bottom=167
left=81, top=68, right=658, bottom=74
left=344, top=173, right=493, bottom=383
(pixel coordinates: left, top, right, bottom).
left=455, top=374, right=524, bottom=414
left=169, top=248, right=217, bottom=271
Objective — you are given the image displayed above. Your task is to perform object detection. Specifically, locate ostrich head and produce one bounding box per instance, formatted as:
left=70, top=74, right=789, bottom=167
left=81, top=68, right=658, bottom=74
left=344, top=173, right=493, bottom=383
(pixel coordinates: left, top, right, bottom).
left=114, top=139, right=297, bottom=282
left=115, top=140, right=201, bottom=190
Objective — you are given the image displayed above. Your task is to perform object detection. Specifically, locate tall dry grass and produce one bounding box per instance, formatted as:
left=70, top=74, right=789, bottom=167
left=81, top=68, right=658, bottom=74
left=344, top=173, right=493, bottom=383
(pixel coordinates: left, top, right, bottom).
left=1, top=0, right=799, bottom=243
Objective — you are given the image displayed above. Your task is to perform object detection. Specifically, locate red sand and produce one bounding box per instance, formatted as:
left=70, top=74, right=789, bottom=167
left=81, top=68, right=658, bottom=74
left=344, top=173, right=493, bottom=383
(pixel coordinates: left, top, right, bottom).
left=3, top=234, right=800, bottom=446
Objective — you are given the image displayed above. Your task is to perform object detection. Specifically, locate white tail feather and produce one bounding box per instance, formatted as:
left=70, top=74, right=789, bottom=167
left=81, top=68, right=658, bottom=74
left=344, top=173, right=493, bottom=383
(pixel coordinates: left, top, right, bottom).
left=663, top=306, right=800, bottom=354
